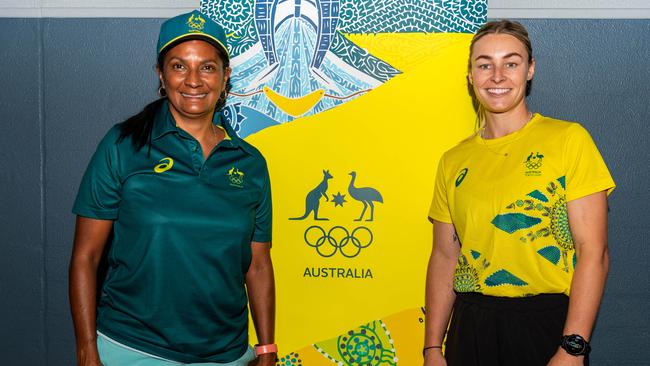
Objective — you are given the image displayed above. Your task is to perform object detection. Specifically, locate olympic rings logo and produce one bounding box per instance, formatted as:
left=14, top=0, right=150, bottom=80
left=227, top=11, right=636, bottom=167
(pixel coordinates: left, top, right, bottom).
left=304, top=226, right=373, bottom=258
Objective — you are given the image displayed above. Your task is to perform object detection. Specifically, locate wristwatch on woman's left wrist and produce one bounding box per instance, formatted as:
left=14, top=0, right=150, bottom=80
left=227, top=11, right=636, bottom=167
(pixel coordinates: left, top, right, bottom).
left=561, top=334, right=591, bottom=356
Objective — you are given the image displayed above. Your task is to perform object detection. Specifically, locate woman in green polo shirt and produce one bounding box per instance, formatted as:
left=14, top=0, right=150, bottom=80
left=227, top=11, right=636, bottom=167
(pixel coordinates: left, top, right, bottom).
left=69, top=10, right=277, bottom=366
left=423, top=20, right=614, bottom=366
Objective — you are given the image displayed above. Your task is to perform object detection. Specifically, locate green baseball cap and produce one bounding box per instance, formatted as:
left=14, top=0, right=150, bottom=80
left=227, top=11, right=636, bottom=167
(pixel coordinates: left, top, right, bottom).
left=157, top=10, right=229, bottom=61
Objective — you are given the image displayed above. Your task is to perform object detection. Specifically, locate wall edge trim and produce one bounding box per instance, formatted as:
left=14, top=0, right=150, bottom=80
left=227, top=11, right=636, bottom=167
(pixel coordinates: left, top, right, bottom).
left=1, top=7, right=649, bottom=18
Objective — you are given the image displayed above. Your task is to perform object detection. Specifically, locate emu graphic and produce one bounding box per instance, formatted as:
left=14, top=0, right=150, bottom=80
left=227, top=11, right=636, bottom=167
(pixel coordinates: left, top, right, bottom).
left=290, top=170, right=332, bottom=220
left=348, top=171, right=383, bottom=221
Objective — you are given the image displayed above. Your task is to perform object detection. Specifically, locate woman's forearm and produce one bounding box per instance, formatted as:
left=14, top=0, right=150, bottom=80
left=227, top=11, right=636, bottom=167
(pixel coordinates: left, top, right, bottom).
left=69, top=217, right=113, bottom=365
left=69, top=255, right=99, bottom=341
left=425, top=251, right=457, bottom=347
left=246, top=243, right=276, bottom=346
left=563, top=247, right=609, bottom=339
left=563, top=191, right=610, bottom=340
left=69, top=253, right=101, bottom=363
left=425, top=222, right=460, bottom=351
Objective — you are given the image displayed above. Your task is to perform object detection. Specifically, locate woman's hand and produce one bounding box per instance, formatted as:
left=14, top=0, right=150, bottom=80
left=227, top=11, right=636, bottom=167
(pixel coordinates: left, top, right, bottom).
left=75, top=339, right=103, bottom=366
left=546, top=348, right=585, bottom=366
left=423, top=348, right=447, bottom=366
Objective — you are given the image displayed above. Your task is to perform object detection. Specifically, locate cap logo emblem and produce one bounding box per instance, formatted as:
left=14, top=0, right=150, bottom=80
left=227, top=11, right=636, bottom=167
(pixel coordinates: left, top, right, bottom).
left=187, top=13, right=206, bottom=32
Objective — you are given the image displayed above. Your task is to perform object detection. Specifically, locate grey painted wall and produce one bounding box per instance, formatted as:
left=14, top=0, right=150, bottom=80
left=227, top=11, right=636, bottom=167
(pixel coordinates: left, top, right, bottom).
left=0, top=18, right=45, bottom=366
left=0, top=18, right=648, bottom=366
left=522, top=19, right=650, bottom=366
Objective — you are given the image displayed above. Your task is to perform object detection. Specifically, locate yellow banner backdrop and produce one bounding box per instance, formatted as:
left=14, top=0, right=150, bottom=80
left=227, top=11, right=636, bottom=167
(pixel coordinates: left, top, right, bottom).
left=201, top=1, right=487, bottom=364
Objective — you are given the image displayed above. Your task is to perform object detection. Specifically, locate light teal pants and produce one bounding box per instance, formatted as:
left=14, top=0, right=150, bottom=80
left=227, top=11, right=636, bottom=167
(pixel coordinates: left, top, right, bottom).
left=97, top=333, right=256, bottom=366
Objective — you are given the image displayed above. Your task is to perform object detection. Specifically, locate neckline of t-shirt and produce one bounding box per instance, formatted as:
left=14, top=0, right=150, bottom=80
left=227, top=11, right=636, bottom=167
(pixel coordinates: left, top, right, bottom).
left=473, top=113, right=542, bottom=146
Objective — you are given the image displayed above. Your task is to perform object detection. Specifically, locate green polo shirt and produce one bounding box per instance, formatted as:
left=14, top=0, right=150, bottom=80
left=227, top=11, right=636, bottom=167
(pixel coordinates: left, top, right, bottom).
left=73, top=100, right=272, bottom=363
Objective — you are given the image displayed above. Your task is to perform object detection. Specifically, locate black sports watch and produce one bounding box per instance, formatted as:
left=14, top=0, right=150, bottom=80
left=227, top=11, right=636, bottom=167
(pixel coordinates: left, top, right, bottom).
left=561, top=334, right=591, bottom=356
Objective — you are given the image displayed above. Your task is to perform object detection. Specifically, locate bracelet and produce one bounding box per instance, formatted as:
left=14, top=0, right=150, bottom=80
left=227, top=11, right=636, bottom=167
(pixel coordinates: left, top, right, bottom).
left=422, top=345, right=442, bottom=357
left=255, top=343, right=278, bottom=356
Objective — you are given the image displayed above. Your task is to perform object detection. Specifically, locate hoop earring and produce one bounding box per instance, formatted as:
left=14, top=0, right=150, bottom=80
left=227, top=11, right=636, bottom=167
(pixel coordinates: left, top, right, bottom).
left=158, top=86, right=167, bottom=97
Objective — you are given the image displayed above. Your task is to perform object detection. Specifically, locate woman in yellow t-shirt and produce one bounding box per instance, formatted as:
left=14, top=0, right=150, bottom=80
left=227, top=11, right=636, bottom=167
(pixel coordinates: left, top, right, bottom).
left=423, top=20, right=614, bottom=366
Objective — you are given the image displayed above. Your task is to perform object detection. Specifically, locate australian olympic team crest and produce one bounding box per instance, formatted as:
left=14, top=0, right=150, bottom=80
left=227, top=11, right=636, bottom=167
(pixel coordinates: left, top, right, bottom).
left=227, top=166, right=245, bottom=187
left=524, top=151, right=544, bottom=176
left=187, top=13, right=206, bottom=32
left=289, top=168, right=383, bottom=280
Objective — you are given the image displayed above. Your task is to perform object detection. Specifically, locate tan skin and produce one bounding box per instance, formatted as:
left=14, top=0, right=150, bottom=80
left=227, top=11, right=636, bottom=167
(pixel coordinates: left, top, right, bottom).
left=424, top=34, right=609, bottom=366
left=158, top=40, right=232, bottom=158
left=69, top=40, right=276, bottom=366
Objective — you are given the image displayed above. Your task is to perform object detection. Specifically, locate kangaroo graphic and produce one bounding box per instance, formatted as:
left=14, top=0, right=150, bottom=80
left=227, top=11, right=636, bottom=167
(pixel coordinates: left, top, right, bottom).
left=290, top=170, right=332, bottom=220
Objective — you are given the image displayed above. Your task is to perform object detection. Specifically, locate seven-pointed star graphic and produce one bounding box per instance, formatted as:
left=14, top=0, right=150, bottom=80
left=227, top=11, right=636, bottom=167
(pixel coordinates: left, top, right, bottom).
left=332, top=192, right=347, bottom=207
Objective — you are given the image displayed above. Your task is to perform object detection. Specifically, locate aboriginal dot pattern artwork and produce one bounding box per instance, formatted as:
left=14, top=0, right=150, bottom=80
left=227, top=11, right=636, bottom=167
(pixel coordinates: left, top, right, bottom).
left=313, top=319, right=398, bottom=366
left=454, top=254, right=482, bottom=292
left=277, top=352, right=303, bottom=366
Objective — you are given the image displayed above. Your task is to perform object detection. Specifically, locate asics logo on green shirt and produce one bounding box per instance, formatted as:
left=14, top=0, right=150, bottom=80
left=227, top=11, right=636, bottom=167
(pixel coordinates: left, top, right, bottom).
left=154, top=157, right=174, bottom=173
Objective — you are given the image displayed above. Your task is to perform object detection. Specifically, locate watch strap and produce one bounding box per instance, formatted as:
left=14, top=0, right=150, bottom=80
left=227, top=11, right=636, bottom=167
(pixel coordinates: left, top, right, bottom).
left=255, top=343, right=278, bottom=356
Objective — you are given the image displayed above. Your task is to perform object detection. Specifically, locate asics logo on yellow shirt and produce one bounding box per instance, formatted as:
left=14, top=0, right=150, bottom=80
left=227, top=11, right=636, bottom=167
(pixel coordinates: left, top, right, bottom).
left=455, top=168, right=468, bottom=187
left=154, top=157, right=174, bottom=173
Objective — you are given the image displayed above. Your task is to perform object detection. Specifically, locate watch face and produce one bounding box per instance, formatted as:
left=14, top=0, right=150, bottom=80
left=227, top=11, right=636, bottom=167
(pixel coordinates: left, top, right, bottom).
left=562, top=335, right=589, bottom=355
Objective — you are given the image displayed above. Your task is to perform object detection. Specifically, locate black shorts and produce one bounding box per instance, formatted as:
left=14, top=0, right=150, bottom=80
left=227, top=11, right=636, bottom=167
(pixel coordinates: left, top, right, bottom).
left=444, top=292, right=586, bottom=366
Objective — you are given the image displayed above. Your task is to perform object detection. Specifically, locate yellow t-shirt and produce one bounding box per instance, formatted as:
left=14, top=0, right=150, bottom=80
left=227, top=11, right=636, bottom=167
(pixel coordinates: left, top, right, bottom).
left=429, top=114, right=615, bottom=297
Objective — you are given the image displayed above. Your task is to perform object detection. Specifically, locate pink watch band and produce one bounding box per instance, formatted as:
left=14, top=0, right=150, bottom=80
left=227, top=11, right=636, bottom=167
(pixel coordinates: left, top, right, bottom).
left=255, top=343, right=278, bottom=356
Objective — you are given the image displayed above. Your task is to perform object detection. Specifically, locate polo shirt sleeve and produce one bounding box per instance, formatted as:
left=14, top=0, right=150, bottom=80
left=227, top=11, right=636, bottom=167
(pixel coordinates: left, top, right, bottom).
left=428, top=154, right=453, bottom=223
left=564, top=123, right=616, bottom=202
left=252, top=160, right=272, bottom=243
left=72, top=126, right=123, bottom=220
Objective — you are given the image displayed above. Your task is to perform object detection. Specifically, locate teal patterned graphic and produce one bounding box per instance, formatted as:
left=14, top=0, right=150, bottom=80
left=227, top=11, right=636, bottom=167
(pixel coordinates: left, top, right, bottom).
left=495, top=176, right=575, bottom=273
left=485, top=269, right=528, bottom=287
left=200, top=0, right=487, bottom=136
left=550, top=196, right=573, bottom=250
left=538, top=246, right=561, bottom=265
left=527, top=189, right=549, bottom=202
left=313, top=319, right=398, bottom=365
left=491, top=213, right=542, bottom=234
left=454, top=254, right=481, bottom=292
left=470, top=249, right=481, bottom=260
left=573, top=252, right=577, bottom=269
left=337, top=0, right=487, bottom=34
left=277, top=352, right=303, bottom=366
